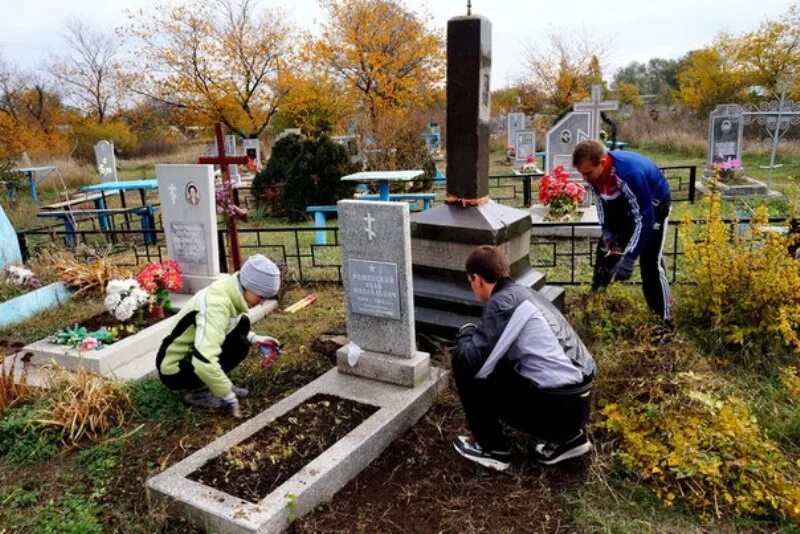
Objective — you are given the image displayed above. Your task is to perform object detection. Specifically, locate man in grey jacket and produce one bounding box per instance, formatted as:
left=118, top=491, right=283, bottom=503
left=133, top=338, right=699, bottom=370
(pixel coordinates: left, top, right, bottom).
left=452, top=246, right=597, bottom=470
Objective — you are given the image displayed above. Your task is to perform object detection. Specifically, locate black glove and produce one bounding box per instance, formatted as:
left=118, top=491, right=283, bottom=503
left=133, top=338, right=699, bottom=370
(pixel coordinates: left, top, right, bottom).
left=613, top=256, right=636, bottom=282
left=458, top=323, right=477, bottom=338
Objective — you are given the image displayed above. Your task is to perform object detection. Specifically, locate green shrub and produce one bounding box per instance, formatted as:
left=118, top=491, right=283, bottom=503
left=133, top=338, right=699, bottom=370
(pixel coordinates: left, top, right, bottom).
left=253, top=134, right=357, bottom=220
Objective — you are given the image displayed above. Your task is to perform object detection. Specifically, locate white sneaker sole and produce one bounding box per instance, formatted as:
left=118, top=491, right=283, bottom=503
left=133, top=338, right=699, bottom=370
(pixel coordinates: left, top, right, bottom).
left=453, top=442, right=510, bottom=471
left=538, top=441, right=592, bottom=465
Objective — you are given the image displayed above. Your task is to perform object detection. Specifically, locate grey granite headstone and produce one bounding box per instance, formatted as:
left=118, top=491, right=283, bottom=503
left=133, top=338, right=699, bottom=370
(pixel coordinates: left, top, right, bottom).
left=94, top=140, right=118, bottom=182
left=546, top=111, right=591, bottom=179
left=446, top=15, right=491, bottom=201
left=156, top=164, right=221, bottom=293
left=338, top=200, right=414, bottom=358
left=0, top=204, right=22, bottom=268
left=707, top=105, right=744, bottom=166
left=507, top=112, right=525, bottom=147
left=514, top=130, right=535, bottom=165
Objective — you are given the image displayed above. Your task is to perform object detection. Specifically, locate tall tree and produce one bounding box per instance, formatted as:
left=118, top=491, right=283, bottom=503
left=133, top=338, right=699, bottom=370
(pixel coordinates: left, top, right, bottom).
left=522, top=29, right=610, bottom=111
left=677, top=37, right=747, bottom=115
left=49, top=19, right=122, bottom=123
left=737, top=4, right=800, bottom=98
left=313, top=0, right=445, bottom=126
left=124, top=0, right=294, bottom=137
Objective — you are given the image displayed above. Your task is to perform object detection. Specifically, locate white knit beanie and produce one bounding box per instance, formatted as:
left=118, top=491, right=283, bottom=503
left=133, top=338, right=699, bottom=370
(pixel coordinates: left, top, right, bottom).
left=239, top=255, right=280, bottom=298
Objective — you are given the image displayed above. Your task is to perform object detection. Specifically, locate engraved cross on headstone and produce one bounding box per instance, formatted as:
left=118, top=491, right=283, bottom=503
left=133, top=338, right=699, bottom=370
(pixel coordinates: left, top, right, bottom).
left=573, top=85, right=619, bottom=140
left=363, top=213, right=376, bottom=241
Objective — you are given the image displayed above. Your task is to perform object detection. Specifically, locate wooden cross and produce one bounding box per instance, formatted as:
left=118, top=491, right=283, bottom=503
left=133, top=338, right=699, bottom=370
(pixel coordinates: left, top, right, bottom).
left=198, top=123, right=249, bottom=271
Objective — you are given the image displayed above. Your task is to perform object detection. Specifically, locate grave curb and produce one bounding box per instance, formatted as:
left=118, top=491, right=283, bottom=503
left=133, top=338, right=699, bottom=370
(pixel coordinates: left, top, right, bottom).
left=146, top=366, right=448, bottom=533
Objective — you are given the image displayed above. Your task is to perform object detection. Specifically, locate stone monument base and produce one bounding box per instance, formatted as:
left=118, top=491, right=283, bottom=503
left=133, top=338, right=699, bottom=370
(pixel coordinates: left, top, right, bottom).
left=411, top=200, right=563, bottom=334
left=180, top=273, right=227, bottom=294
left=697, top=176, right=780, bottom=199
left=147, top=367, right=448, bottom=533
left=336, top=343, right=430, bottom=387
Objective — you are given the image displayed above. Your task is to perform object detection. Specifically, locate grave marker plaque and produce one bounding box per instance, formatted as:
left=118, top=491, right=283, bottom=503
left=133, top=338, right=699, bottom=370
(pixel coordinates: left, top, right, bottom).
left=514, top=130, right=535, bottom=164
left=707, top=105, right=744, bottom=166
left=94, top=140, right=118, bottom=182
left=156, top=164, right=220, bottom=293
left=338, top=200, right=415, bottom=359
left=507, top=112, right=525, bottom=147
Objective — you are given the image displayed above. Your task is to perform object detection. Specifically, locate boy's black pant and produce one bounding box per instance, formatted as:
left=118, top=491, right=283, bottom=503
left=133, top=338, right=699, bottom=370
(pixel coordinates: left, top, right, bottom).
left=156, top=312, right=251, bottom=391
left=452, top=356, right=592, bottom=451
left=593, top=199, right=672, bottom=321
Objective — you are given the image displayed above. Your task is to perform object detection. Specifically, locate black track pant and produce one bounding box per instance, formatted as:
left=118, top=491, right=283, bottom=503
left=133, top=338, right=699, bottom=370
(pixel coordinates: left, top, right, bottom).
left=452, top=356, right=593, bottom=451
left=156, top=312, right=251, bottom=391
left=593, top=200, right=672, bottom=321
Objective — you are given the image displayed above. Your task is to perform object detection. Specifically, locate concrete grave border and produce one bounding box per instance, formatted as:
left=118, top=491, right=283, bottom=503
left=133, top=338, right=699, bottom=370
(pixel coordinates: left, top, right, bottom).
left=147, top=367, right=447, bottom=533
left=20, top=299, right=277, bottom=379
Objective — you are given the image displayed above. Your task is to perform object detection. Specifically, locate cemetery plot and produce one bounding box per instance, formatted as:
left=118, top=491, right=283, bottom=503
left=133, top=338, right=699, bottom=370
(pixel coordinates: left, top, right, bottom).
left=188, top=393, right=379, bottom=503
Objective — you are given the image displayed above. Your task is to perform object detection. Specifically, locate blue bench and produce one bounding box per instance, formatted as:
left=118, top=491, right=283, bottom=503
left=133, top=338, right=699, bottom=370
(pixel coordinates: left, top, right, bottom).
left=37, top=205, right=159, bottom=247
left=357, top=193, right=436, bottom=211
left=306, top=205, right=338, bottom=245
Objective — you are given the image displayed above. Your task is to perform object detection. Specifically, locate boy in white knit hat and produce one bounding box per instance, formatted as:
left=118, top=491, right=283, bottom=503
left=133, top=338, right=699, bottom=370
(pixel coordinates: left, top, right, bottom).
left=156, top=254, right=282, bottom=415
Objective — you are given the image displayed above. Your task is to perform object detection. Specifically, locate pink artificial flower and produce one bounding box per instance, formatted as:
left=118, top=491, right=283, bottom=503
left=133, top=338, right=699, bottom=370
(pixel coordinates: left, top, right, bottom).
left=79, top=337, right=99, bottom=352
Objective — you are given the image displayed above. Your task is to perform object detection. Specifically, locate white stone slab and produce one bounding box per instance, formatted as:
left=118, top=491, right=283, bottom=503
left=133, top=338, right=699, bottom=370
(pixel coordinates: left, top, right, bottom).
left=20, top=300, right=278, bottom=380
left=530, top=205, right=601, bottom=238
left=23, top=315, right=174, bottom=376
left=147, top=366, right=448, bottom=533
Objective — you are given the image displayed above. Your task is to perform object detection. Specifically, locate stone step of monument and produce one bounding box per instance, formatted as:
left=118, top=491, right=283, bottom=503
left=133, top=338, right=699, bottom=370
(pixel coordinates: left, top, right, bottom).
left=415, top=305, right=477, bottom=332
left=539, top=285, right=566, bottom=311
left=414, top=268, right=546, bottom=306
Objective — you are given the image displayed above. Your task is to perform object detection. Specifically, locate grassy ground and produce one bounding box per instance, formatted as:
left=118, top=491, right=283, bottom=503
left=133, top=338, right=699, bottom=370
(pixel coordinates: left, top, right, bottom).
left=1, top=283, right=798, bottom=531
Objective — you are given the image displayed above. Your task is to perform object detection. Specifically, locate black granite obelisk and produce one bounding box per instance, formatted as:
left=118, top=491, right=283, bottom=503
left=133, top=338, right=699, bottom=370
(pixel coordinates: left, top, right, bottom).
left=445, top=16, right=491, bottom=201
left=410, top=13, right=561, bottom=334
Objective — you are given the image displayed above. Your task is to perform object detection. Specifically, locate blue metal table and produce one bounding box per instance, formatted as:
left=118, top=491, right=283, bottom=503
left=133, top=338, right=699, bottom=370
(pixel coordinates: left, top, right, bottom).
left=341, top=170, right=424, bottom=201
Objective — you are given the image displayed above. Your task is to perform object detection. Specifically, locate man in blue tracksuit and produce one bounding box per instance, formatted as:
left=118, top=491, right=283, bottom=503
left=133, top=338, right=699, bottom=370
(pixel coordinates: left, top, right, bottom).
left=573, top=140, right=672, bottom=325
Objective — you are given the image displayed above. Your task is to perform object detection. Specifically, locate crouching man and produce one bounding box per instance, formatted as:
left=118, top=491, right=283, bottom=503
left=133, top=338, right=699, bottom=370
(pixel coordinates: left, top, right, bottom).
left=452, top=246, right=597, bottom=470
left=156, top=254, right=281, bottom=416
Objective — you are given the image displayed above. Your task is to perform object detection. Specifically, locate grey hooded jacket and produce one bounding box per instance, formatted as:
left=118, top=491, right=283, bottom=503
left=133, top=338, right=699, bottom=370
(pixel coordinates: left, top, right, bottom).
left=455, top=278, right=597, bottom=389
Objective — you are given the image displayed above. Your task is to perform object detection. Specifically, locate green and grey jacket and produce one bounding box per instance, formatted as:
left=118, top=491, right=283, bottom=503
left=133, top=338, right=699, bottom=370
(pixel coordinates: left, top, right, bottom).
left=158, top=274, right=256, bottom=397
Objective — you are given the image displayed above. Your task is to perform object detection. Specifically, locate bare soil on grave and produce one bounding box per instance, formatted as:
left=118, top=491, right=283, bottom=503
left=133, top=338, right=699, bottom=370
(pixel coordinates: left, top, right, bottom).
left=188, top=393, right=379, bottom=503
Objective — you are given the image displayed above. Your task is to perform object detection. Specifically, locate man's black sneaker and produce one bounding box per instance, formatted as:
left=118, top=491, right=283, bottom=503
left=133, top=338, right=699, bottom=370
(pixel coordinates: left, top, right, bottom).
left=453, top=435, right=512, bottom=471
left=533, top=430, right=592, bottom=465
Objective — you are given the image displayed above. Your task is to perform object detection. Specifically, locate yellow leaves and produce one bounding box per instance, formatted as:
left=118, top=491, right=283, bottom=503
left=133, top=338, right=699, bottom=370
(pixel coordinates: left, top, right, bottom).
left=779, top=366, right=800, bottom=400
left=680, top=193, right=800, bottom=357
left=123, top=0, right=295, bottom=137
left=314, top=0, right=445, bottom=122
left=597, top=372, right=800, bottom=521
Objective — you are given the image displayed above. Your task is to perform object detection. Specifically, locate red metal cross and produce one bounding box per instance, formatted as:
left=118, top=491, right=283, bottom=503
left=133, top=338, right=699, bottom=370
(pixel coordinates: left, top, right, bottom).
left=198, top=123, right=249, bottom=271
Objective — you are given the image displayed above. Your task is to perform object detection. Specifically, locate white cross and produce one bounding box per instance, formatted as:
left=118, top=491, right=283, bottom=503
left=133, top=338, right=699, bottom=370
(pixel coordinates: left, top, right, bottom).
left=363, top=213, right=376, bottom=241
left=574, top=85, right=619, bottom=140
left=168, top=183, right=178, bottom=205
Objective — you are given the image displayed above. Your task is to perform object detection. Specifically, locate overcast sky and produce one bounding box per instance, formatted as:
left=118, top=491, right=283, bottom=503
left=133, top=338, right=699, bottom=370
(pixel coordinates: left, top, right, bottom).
left=0, top=0, right=794, bottom=89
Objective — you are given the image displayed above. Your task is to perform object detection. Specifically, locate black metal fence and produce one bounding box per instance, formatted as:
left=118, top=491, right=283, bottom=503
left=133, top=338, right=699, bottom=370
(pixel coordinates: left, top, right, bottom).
left=20, top=210, right=783, bottom=287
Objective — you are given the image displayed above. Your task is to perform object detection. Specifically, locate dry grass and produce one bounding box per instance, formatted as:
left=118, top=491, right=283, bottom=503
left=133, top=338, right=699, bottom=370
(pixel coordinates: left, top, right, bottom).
left=620, top=109, right=707, bottom=157
left=0, top=354, right=29, bottom=416
left=118, top=142, right=205, bottom=170
left=38, top=248, right=132, bottom=299
left=37, top=366, right=130, bottom=446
